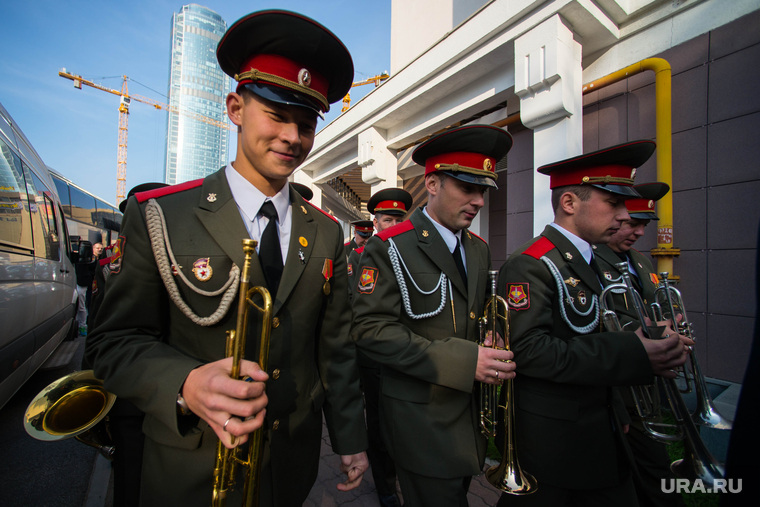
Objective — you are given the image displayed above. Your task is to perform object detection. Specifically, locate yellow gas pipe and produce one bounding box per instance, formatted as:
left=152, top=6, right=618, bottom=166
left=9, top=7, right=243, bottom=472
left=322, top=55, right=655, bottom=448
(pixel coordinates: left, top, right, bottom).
left=581, top=58, right=679, bottom=279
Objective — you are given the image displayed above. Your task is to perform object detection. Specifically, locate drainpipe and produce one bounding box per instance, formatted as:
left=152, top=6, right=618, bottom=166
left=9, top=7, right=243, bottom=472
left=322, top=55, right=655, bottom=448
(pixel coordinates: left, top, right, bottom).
left=582, top=58, right=678, bottom=279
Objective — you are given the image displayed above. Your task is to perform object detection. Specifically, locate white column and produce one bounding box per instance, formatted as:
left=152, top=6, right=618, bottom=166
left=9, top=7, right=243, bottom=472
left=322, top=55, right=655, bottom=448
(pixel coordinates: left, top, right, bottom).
left=514, top=15, right=583, bottom=235
left=359, top=127, right=399, bottom=193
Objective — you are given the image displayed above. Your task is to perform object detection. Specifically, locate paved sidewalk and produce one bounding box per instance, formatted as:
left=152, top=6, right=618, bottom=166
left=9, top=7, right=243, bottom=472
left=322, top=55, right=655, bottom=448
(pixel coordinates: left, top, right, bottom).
left=305, top=419, right=501, bottom=506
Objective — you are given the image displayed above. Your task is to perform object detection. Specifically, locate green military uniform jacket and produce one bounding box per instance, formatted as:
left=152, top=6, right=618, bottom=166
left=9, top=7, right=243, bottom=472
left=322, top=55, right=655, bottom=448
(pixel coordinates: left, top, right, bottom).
left=595, top=244, right=659, bottom=327
left=351, top=208, right=490, bottom=478
left=86, top=167, right=367, bottom=506
left=498, top=225, right=653, bottom=490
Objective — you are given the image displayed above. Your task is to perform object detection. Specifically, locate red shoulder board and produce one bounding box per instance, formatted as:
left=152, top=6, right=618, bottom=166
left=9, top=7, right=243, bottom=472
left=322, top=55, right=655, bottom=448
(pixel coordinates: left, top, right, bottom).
left=377, top=220, right=414, bottom=241
left=304, top=201, right=338, bottom=223
left=344, top=241, right=351, bottom=246
left=355, top=246, right=365, bottom=254
left=469, top=231, right=486, bottom=243
left=523, top=236, right=555, bottom=259
left=136, top=179, right=203, bottom=203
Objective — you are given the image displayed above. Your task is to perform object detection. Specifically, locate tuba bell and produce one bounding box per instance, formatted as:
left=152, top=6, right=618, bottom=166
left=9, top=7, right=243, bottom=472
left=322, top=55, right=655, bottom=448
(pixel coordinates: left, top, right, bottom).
left=24, top=369, right=116, bottom=459
left=212, top=239, right=273, bottom=507
left=479, top=270, right=537, bottom=495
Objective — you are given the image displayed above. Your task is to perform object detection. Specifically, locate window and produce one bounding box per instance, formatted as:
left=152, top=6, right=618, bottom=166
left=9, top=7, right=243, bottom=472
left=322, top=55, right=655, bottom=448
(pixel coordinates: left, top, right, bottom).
left=24, top=165, right=58, bottom=261
left=53, top=176, right=71, bottom=216
left=0, top=139, right=33, bottom=252
left=69, top=186, right=97, bottom=226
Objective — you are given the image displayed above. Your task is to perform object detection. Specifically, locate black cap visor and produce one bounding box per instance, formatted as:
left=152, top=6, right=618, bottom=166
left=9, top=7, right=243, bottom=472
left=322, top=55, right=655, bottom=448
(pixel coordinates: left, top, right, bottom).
left=243, top=83, right=324, bottom=119
left=440, top=170, right=498, bottom=189
left=629, top=212, right=659, bottom=220
left=590, top=183, right=641, bottom=198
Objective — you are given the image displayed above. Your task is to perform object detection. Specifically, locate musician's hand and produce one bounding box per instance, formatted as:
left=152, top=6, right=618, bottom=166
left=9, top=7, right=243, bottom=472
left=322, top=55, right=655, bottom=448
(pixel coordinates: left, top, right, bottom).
left=635, top=319, right=693, bottom=378
left=482, top=331, right=506, bottom=349
left=182, top=357, right=269, bottom=448
left=337, top=452, right=369, bottom=491
left=476, top=347, right=515, bottom=384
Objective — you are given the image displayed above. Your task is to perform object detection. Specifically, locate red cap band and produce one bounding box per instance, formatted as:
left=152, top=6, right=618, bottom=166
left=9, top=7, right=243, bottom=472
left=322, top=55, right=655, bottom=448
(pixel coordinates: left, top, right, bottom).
left=548, top=164, right=634, bottom=189
left=425, top=151, right=495, bottom=176
left=626, top=198, right=656, bottom=214
left=373, top=199, right=407, bottom=212
left=237, top=54, right=328, bottom=100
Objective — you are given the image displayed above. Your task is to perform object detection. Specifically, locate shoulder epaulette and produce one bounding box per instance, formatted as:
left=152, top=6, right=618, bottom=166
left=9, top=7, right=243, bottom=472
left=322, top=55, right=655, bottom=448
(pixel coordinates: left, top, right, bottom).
left=355, top=246, right=365, bottom=254
left=304, top=200, right=338, bottom=223
left=344, top=240, right=351, bottom=246
left=523, top=236, right=555, bottom=259
left=469, top=230, right=487, bottom=243
left=136, top=179, right=203, bottom=203
left=377, top=220, right=414, bottom=241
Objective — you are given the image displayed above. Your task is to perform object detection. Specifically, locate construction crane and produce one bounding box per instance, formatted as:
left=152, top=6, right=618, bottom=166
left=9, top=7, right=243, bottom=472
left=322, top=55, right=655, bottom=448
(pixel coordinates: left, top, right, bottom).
left=341, top=72, right=390, bottom=112
left=59, top=68, right=232, bottom=202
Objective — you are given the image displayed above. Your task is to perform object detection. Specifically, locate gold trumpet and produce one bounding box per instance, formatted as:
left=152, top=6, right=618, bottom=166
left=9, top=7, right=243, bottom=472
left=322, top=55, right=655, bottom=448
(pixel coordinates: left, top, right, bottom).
left=600, top=262, right=725, bottom=482
left=24, top=370, right=116, bottom=459
left=212, top=239, right=273, bottom=507
left=479, top=270, right=537, bottom=495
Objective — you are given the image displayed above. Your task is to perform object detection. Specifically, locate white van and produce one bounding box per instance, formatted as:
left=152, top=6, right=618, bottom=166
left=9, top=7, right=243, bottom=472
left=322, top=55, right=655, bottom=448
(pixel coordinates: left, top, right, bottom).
left=0, top=101, right=78, bottom=410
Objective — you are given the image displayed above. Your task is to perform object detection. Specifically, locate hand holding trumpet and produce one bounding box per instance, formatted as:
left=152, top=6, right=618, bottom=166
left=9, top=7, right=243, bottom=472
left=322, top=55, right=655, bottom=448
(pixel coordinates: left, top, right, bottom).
left=475, top=331, right=516, bottom=384
left=634, top=315, right=694, bottom=378
left=182, top=357, right=269, bottom=448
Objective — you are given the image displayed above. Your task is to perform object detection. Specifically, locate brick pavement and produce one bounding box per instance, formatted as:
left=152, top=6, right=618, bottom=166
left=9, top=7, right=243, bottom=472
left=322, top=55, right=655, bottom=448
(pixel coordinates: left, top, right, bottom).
left=305, top=419, right=501, bottom=506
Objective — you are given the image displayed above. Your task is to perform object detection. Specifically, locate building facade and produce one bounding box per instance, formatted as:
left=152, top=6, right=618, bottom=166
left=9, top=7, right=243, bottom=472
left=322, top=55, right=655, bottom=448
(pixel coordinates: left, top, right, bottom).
left=296, top=0, right=760, bottom=389
left=164, top=4, right=229, bottom=185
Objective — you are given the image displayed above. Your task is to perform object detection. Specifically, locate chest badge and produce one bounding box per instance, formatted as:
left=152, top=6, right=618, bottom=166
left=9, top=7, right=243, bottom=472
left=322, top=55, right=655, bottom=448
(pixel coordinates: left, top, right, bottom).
left=564, top=277, right=580, bottom=287
left=322, top=259, right=333, bottom=295
left=299, top=236, right=308, bottom=247
left=192, top=258, right=213, bottom=282
left=577, top=290, right=587, bottom=305
left=565, top=252, right=573, bottom=260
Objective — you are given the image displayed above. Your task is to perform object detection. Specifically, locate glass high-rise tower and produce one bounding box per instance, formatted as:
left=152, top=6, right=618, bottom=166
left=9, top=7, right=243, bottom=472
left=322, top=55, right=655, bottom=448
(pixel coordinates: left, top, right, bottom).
left=165, top=4, right=230, bottom=185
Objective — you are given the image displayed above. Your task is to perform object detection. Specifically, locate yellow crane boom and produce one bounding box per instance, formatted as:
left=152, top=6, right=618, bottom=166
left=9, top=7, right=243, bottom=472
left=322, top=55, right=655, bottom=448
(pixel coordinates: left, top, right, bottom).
left=59, top=68, right=231, bottom=202
left=341, top=72, right=390, bottom=112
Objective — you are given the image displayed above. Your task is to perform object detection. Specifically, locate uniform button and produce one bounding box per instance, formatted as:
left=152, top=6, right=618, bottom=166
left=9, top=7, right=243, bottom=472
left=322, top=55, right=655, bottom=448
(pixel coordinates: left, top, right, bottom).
left=272, top=369, right=280, bottom=380
left=469, top=311, right=476, bottom=320
left=272, top=317, right=280, bottom=328
left=272, top=419, right=280, bottom=430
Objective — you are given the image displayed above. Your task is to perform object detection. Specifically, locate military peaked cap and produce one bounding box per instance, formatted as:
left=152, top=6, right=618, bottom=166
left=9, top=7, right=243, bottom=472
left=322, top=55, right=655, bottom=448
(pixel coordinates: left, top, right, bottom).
left=412, top=124, right=512, bottom=189
left=538, top=140, right=656, bottom=198
left=367, top=188, right=412, bottom=216
left=217, top=10, right=354, bottom=114
left=627, top=181, right=670, bottom=220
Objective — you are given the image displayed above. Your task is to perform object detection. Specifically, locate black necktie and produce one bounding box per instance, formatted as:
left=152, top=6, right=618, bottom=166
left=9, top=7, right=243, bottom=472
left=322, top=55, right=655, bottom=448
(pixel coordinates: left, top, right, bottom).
left=452, top=237, right=467, bottom=285
left=258, top=201, right=282, bottom=296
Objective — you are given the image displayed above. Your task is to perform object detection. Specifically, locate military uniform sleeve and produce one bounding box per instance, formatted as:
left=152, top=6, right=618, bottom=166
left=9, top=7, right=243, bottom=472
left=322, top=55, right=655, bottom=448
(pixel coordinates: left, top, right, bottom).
left=85, top=197, right=203, bottom=437
left=319, top=222, right=368, bottom=454
left=499, top=252, right=653, bottom=386
left=351, top=235, right=479, bottom=393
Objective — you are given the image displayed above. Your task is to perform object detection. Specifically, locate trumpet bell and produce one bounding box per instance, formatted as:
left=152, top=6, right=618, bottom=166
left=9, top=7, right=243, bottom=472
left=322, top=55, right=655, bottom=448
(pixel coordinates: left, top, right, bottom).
left=24, top=370, right=116, bottom=442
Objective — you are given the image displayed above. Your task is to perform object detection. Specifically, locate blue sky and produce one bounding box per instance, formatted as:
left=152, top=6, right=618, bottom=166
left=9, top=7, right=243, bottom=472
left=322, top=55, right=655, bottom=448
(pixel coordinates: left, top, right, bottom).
left=0, top=0, right=390, bottom=204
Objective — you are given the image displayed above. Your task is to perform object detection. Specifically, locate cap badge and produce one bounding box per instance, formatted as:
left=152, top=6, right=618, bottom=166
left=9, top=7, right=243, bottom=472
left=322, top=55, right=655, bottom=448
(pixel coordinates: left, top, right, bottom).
left=648, top=200, right=655, bottom=210
left=582, top=176, right=590, bottom=183
left=631, top=168, right=637, bottom=179
left=298, top=68, right=312, bottom=88
left=393, top=201, right=398, bottom=207
left=192, top=258, right=213, bottom=282
left=483, top=159, right=493, bottom=171
left=207, top=193, right=217, bottom=203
